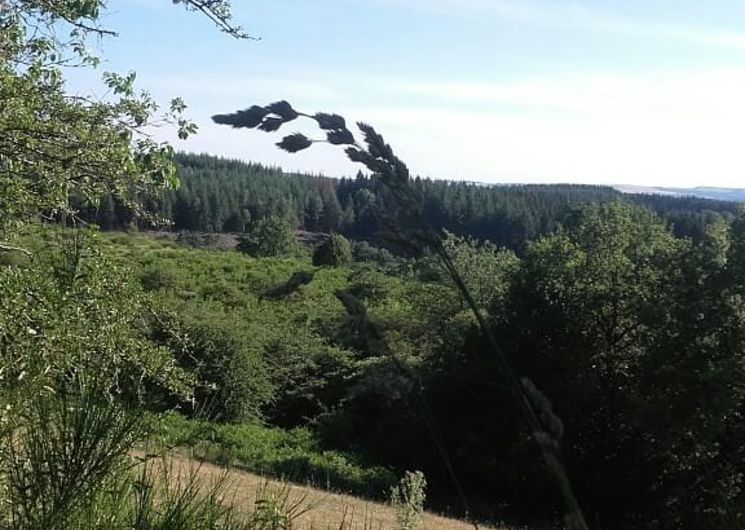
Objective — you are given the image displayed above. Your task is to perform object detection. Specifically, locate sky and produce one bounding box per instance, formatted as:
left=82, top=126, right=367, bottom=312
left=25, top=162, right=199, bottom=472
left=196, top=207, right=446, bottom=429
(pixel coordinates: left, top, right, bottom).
left=66, top=0, right=745, bottom=187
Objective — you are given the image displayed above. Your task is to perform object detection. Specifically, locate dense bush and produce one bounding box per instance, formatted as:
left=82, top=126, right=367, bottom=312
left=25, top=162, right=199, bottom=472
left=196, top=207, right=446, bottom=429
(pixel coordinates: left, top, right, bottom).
left=151, top=310, right=274, bottom=422
left=157, top=413, right=397, bottom=499
left=103, top=234, right=360, bottom=426
left=390, top=471, right=427, bottom=530
left=414, top=203, right=745, bottom=527
left=236, top=216, right=297, bottom=257
left=439, top=231, right=519, bottom=309
left=0, top=232, right=194, bottom=409
left=351, top=240, right=397, bottom=266
left=312, top=233, right=352, bottom=267
left=0, top=2, right=351, bottom=528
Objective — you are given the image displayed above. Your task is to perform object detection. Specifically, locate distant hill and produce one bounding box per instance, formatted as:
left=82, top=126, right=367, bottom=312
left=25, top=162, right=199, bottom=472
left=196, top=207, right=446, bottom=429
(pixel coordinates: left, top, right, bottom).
left=615, top=185, right=745, bottom=202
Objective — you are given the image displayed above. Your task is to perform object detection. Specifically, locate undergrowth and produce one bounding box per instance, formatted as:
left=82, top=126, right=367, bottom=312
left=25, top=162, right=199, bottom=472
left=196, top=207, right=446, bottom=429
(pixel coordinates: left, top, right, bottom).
left=156, top=413, right=397, bottom=499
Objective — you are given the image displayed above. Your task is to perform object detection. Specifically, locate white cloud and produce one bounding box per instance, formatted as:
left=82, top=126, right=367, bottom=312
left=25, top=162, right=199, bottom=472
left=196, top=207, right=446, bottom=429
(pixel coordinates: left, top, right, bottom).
left=135, top=66, right=745, bottom=187
left=360, top=68, right=745, bottom=186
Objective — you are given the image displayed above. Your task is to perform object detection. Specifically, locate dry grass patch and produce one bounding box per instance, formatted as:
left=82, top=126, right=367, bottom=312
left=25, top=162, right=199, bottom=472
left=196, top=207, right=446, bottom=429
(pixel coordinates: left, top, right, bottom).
left=156, top=452, right=503, bottom=530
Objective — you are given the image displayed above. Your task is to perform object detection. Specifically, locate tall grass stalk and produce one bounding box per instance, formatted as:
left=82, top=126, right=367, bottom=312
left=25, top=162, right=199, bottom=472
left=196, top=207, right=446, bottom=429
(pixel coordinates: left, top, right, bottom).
left=213, top=102, right=591, bottom=529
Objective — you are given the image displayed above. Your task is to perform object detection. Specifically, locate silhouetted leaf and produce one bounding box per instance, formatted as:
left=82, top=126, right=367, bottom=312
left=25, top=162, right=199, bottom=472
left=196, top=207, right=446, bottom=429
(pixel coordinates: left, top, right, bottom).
left=211, top=105, right=268, bottom=128
left=357, top=122, right=393, bottom=160
left=314, top=113, right=346, bottom=130
left=327, top=129, right=355, bottom=145
left=345, top=147, right=388, bottom=174
left=258, top=117, right=284, bottom=132
left=277, top=133, right=313, bottom=153
left=267, top=100, right=299, bottom=121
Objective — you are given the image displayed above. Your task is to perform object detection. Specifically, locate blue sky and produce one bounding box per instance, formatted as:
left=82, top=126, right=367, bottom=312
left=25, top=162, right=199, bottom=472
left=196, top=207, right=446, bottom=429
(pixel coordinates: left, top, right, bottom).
left=68, top=0, right=745, bottom=186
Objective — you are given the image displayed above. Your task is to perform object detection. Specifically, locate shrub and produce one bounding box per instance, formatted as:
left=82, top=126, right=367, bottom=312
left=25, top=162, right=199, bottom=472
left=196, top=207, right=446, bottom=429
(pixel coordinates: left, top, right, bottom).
left=390, top=470, right=427, bottom=530
left=0, top=234, right=194, bottom=408
left=150, top=312, right=274, bottom=423
left=0, top=381, right=145, bottom=529
left=156, top=413, right=397, bottom=499
left=237, top=217, right=297, bottom=258
left=0, top=384, right=311, bottom=530
left=312, top=233, right=352, bottom=267
left=439, top=231, right=519, bottom=309
left=351, top=240, right=396, bottom=266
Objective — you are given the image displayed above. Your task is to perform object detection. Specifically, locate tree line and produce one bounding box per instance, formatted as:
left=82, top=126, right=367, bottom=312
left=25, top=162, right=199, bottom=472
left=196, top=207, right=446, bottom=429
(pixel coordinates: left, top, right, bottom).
left=81, top=152, right=739, bottom=252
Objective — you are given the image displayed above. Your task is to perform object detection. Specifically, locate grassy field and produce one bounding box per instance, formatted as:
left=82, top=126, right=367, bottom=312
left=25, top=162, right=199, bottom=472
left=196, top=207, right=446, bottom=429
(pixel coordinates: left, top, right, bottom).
left=161, top=452, right=503, bottom=530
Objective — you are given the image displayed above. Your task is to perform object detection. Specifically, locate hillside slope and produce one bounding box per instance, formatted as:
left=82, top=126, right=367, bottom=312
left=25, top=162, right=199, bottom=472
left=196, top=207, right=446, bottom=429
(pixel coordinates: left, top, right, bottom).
left=165, top=453, right=501, bottom=530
